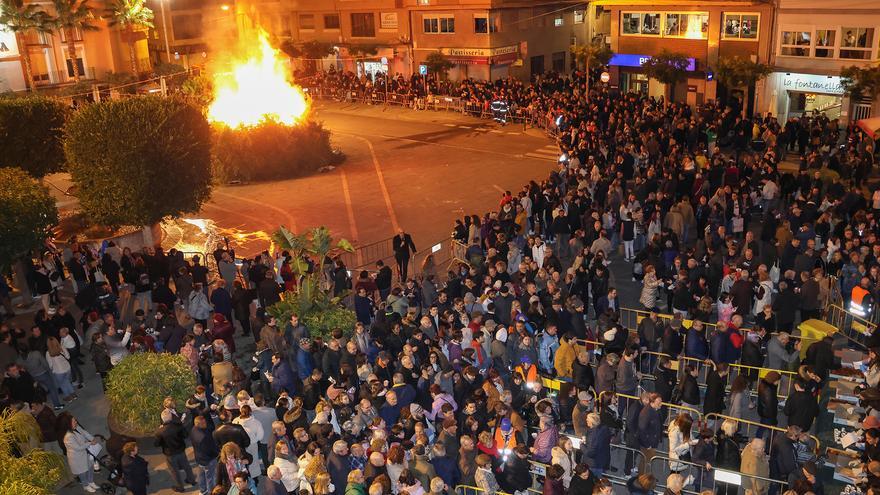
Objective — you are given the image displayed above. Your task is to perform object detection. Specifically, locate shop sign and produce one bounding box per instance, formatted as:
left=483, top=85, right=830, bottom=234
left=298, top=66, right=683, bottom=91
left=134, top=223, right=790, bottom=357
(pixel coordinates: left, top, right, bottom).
left=380, top=12, right=398, bottom=29
left=688, top=85, right=697, bottom=92
left=443, top=45, right=518, bottom=58
left=610, top=53, right=696, bottom=72
left=781, top=72, right=843, bottom=95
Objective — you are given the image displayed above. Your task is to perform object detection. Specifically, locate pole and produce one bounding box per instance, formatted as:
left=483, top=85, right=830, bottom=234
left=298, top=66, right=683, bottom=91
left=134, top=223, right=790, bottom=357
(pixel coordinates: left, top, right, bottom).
left=160, top=0, right=171, bottom=63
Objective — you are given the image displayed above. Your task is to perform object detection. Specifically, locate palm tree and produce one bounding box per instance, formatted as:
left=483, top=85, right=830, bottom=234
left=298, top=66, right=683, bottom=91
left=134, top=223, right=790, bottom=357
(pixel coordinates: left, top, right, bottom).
left=51, top=0, right=98, bottom=82
left=571, top=40, right=613, bottom=95
left=104, top=0, right=153, bottom=74
left=0, top=0, right=54, bottom=90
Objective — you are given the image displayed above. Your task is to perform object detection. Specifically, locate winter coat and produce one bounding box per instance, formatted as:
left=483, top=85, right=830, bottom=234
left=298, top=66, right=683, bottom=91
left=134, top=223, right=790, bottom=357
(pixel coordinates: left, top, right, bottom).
left=754, top=280, right=774, bottom=315
left=680, top=374, right=701, bottom=406
left=703, top=370, right=726, bottom=415
left=187, top=290, right=213, bottom=320
left=685, top=328, right=709, bottom=360
left=640, top=272, right=662, bottom=308
left=757, top=379, right=779, bottom=424
left=554, top=341, right=577, bottom=379
left=741, top=446, right=770, bottom=495
left=637, top=406, right=662, bottom=448
left=615, top=358, right=638, bottom=395
left=715, top=433, right=741, bottom=470
left=474, top=467, right=500, bottom=495
left=767, top=336, right=799, bottom=371
left=64, top=427, right=95, bottom=475
left=783, top=389, right=819, bottom=431
left=595, top=360, right=616, bottom=397
left=274, top=455, right=300, bottom=492
left=550, top=446, right=574, bottom=488
left=727, top=390, right=749, bottom=420
left=542, top=477, right=565, bottom=495
left=532, top=425, right=558, bottom=463
left=668, top=423, right=692, bottom=472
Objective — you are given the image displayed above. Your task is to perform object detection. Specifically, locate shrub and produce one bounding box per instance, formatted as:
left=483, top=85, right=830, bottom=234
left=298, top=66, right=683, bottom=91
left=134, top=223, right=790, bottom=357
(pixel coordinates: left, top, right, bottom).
left=211, top=120, right=333, bottom=182
left=0, top=168, right=58, bottom=271
left=0, top=96, right=68, bottom=177
left=64, top=95, right=212, bottom=227
left=106, top=352, right=196, bottom=436
left=0, top=409, right=68, bottom=494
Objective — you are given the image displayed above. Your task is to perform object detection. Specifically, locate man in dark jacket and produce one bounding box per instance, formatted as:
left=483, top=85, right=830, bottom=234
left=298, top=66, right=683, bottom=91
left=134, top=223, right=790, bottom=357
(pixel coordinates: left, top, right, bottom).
left=2, top=364, right=36, bottom=404
left=429, top=442, right=460, bottom=489
left=500, top=446, right=532, bottom=494
left=804, top=336, right=837, bottom=381
left=190, top=416, right=219, bottom=495
left=121, top=442, right=150, bottom=495
left=770, top=425, right=801, bottom=487
left=581, top=412, right=611, bottom=477
left=772, top=281, right=800, bottom=332
left=624, top=393, right=649, bottom=476
left=212, top=411, right=251, bottom=451
left=783, top=380, right=820, bottom=431
left=788, top=461, right=824, bottom=495
left=327, top=440, right=352, bottom=495
left=154, top=409, right=195, bottom=491
left=703, top=362, right=728, bottom=415
left=637, top=393, right=663, bottom=474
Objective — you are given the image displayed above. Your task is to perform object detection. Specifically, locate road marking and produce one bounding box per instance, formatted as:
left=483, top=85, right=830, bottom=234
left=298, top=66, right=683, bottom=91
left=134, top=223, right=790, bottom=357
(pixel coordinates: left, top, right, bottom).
left=443, top=123, right=456, bottom=127
left=506, top=132, right=520, bottom=135
left=339, top=169, right=362, bottom=265
left=489, top=130, right=504, bottom=134
left=492, top=184, right=506, bottom=193
left=213, top=190, right=298, bottom=232
left=339, top=133, right=401, bottom=234
left=457, top=125, right=473, bottom=129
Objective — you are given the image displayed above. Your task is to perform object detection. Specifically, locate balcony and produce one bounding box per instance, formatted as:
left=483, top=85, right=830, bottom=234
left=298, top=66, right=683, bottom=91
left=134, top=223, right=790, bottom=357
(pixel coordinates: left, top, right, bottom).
left=21, top=31, right=52, bottom=46
left=33, top=66, right=97, bottom=86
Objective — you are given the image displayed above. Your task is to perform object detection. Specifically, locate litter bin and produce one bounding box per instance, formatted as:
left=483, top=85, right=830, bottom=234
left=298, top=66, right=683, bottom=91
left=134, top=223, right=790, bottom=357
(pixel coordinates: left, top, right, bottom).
left=796, top=319, right=838, bottom=359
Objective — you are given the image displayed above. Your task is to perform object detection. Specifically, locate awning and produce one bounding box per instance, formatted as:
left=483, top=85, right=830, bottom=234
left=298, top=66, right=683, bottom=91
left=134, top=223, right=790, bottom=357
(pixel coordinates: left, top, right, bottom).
left=857, top=117, right=880, bottom=139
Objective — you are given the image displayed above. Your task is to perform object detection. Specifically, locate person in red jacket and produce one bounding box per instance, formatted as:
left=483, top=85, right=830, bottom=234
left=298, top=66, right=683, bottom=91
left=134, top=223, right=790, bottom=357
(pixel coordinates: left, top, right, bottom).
left=210, top=313, right=236, bottom=353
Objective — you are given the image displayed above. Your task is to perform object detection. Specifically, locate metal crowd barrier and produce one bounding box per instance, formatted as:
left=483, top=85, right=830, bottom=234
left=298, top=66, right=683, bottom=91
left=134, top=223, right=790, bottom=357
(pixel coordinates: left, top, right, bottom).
left=599, top=391, right=702, bottom=431
left=703, top=412, right=820, bottom=455
left=648, top=453, right=789, bottom=495
left=825, top=303, right=874, bottom=348
left=620, top=307, right=720, bottom=335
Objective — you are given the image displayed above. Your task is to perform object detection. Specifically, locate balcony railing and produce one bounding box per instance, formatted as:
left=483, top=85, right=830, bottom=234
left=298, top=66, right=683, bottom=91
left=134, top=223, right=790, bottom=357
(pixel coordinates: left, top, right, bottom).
left=33, top=66, right=97, bottom=86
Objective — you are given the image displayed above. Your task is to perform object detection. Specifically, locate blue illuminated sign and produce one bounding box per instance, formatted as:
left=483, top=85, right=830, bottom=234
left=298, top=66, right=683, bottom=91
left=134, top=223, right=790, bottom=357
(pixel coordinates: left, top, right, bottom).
left=610, top=53, right=697, bottom=72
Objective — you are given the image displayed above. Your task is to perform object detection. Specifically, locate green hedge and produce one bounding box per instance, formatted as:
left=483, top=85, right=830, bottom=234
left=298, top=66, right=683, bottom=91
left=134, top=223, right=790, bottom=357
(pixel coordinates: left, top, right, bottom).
left=0, top=168, right=58, bottom=270
left=106, top=353, right=196, bottom=436
left=64, top=96, right=212, bottom=227
left=0, top=97, right=68, bottom=178
left=211, top=120, right=333, bottom=183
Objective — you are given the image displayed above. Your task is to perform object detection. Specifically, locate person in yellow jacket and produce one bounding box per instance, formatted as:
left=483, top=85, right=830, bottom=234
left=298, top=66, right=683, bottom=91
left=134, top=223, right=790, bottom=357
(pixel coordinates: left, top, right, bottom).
left=554, top=334, right=577, bottom=380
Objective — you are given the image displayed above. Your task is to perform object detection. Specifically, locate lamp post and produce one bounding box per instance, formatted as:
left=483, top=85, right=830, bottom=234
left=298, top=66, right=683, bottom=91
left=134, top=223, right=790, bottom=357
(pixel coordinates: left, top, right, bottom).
left=159, top=0, right=171, bottom=62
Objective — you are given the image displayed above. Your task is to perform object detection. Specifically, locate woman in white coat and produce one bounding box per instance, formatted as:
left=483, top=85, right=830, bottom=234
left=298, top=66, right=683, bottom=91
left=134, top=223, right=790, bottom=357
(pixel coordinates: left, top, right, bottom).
left=61, top=414, right=102, bottom=492
left=753, top=272, right=774, bottom=316
left=273, top=440, right=300, bottom=493
left=233, top=405, right=264, bottom=478
left=187, top=283, right=213, bottom=326
left=668, top=413, right=695, bottom=473
left=550, top=437, right=576, bottom=489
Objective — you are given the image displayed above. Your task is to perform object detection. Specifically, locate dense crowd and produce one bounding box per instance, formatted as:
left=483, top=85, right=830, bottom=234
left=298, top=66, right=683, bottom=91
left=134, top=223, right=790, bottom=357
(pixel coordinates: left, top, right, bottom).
left=0, top=67, right=879, bottom=495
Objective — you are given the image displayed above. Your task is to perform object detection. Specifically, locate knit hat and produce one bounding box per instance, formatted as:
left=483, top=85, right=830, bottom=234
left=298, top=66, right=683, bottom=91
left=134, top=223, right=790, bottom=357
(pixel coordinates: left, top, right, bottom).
left=495, top=327, right=508, bottom=343
left=410, top=403, right=425, bottom=417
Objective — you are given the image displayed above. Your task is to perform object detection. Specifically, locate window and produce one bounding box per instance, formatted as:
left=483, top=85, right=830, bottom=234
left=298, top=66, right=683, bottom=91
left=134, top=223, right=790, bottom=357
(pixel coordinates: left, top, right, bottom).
left=554, top=15, right=563, bottom=27
left=350, top=13, right=375, bottom=37
left=722, top=13, right=759, bottom=40
left=552, top=51, right=566, bottom=72
left=59, top=27, right=83, bottom=42
left=814, top=29, right=835, bottom=57
left=840, top=27, right=874, bottom=59
left=423, top=14, right=454, bottom=34
left=780, top=31, right=810, bottom=56
left=279, top=15, right=291, bottom=37
left=473, top=14, right=497, bottom=33
left=664, top=13, right=708, bottom=39
left=574, top=10, right=585, bottom=24
left=65, top=57, right=85, bottom=78
left=299, top=14, right=315, bottom=30
left=324, top=14, right=340, bottom=30
left=622, top=12, right=660, bottom=35
left=171, top=14, right=202, bottom=40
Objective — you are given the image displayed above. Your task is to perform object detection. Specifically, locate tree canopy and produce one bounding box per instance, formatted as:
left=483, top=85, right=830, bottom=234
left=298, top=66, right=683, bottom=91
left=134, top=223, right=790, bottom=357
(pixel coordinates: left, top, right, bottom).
left=0, top=167, right=58, bottom=271
left=64, top=96, right=212, bottom=227
left=0, top=97, right=68, bottom=178
left=713, top=56, right=772, bottom=89
left=841, top=64, right=880, bottom=101
left=641, top=50, right=691, bottom=86
left=424, top=52, right=454, bottom=78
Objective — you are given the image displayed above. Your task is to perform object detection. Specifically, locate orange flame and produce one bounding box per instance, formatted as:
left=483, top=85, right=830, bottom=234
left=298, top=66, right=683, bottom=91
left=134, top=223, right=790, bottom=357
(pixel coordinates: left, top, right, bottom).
left=208, top=30, right=309, bottom=128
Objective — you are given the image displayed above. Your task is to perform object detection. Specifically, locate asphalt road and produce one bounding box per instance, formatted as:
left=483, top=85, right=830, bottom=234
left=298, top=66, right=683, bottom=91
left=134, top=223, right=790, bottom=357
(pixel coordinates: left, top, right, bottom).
left=175, top=101, right=560, bottom=258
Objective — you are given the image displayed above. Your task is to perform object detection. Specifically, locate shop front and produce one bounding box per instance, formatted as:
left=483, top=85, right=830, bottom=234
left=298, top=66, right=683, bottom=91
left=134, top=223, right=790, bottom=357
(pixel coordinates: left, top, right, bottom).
left=609, top=53, right=698, bottom=98
left=766, top=71, right=846, bottom=121
left=0, top=26, right=26, bottom=92
left=440, top=45, right=519, bottom=81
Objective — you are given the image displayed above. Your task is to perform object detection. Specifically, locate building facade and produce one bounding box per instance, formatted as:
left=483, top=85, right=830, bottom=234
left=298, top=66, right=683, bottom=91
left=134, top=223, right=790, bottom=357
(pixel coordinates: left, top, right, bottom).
left=0, top=0, right=148, bottom=92
left=592, top=0, right=773, bottom=107
left=758, top=0, right=880, bottom=123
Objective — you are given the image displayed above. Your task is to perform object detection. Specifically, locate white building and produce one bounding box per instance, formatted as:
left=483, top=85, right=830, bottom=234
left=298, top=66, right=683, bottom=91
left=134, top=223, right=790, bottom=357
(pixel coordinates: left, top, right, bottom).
left=760, top=0, right=880, bottom=123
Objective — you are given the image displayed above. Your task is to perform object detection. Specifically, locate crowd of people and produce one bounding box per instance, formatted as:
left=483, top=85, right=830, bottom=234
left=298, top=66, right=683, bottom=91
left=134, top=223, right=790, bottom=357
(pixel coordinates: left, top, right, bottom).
left=0, top=67, right=879, bottom=495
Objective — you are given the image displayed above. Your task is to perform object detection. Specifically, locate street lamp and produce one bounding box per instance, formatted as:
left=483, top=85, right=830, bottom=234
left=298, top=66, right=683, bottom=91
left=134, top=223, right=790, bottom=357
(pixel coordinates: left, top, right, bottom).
left=159, top=0, right=171, bottom=63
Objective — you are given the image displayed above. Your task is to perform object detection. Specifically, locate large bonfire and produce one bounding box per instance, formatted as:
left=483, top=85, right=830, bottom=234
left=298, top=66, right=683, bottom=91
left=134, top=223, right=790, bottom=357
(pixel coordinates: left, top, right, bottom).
left=208, top=29, right=309, bottom=127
